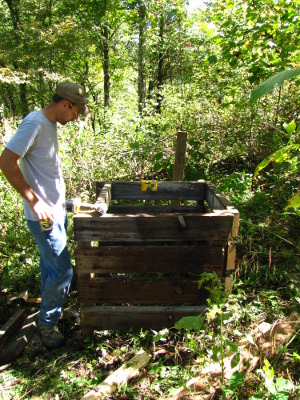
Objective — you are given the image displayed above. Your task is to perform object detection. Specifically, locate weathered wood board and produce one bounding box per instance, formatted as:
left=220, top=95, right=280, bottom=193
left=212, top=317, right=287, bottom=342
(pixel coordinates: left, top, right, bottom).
left=75, top=245, right=225, bottom=275
left=83, top=349, right=151, bottom=399
left=0, top=311, right=38, bottom=366
left=74, top=213, right=234, bottom=243
left=0, top=309, right=27, bottom=352
left=96, top=180, right=207, bottom=201
left=81, top=306, right=206, bottom=331
left=78, top=278, right=209, bottom=305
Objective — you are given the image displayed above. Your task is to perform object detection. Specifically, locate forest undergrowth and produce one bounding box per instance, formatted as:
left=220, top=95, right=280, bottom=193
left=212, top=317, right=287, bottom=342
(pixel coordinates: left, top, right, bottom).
left=1, top=0, right=300, bottom=396
left=0, top=148, right=299, bottom=399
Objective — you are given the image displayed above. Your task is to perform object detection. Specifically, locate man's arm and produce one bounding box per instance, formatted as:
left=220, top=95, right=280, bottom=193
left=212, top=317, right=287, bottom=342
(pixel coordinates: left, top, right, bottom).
left=0, top=148, right=54, bottom=221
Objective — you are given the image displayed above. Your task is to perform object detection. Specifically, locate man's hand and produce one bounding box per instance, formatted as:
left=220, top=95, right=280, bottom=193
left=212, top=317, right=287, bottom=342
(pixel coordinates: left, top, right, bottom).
left=31, top=198, right=55, bottom=221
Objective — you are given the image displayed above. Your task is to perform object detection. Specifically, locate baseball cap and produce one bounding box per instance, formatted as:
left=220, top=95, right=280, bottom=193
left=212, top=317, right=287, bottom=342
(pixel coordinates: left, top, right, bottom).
left=55, top=82, right=91, bottom=117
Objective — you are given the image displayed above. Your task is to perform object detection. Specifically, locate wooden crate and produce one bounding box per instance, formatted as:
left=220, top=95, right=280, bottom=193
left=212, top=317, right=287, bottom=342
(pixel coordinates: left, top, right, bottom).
left=73, top=181, right=239, bottom=333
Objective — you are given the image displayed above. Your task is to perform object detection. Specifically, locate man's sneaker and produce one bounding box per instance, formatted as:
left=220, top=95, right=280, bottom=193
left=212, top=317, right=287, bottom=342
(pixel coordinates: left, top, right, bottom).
left=38, top=325, right=64, bottom=349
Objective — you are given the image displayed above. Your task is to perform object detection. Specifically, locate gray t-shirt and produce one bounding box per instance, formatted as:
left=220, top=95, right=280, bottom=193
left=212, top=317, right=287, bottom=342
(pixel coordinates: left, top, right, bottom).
left=6, top=110, right=66, bottom=221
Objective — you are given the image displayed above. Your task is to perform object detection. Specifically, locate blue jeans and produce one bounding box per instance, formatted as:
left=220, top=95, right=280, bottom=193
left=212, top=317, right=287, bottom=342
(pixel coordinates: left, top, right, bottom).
left=27, top=216, right=73, bottom=327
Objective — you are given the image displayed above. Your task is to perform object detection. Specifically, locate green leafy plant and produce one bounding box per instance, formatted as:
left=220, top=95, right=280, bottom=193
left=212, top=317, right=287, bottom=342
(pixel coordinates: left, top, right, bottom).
left=251, top=359, right=296, bottom=399
left=251, top=70, right=300, bottom=209
left=221, top=371, right=245, bottom=399
left=253, top=143, right=300, bottom=181
left=175, top=273, right=241, bottom=399
left=250, top=69, right=300, bottom=104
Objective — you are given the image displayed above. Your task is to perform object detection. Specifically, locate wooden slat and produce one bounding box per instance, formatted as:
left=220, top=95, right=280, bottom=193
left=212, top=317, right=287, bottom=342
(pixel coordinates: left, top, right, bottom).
left=81, top=305, right=206, bottom=330
left=83, top=350, right=151, bottom=399
left=205, top=182, right=239, bottom=237
left=74, top=213, right=233, bottom=242
left=0, top=311, right=38, bottom=366
left=225, top=275, right=233, bottom=294
left=205, top=181, right=233, bottom=210
left=0, top=309, right=27, bottom=352
left=75, top=245, right=225, bottom=275
left=96, top=181, right=206, bottom=201
left=77, top=278, right=209, bottom=305
left=107, top=205, right=207, bottom=214
left=226, top=241, right=236, bottom=271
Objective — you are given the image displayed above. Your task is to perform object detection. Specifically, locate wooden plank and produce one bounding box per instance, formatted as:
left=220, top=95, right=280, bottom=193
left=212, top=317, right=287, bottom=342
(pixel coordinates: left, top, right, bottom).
left=0, top=309, right=27, bottom=352
left=77, top=278, right=209, bottom=305
left=74, top=213, right=233, bottom=243
left=0, top=311, right=37, bottom=366
left=76, top=241, right=96, bottom=279
left=96, top=181, right=206, bottom=201
left=226, top=241, right=236, bottom=271
left=107, top=205, right=207, bottom=214
left=26, top=297, right=42, bottom=304
left=173, top=131, right=187, bottom=181
left=8, top=291, right=29, bottom=304
left=205, top=182, right=239, bottom=237
left=0, top=325, right=37, bottom=366
left=0, top=336, right=28, bottom=366
left=225, top=275, right=233, bottom=294
left=80, top=305, right=206, bottom=330
left=75, top=245, right=225, bottom=275
left=205, top=181, right=234, bottom=210
left=83, top=349, right=151, bottom=399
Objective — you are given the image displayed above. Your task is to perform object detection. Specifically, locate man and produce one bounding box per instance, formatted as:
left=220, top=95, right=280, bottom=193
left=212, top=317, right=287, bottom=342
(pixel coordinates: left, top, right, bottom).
left=0, top=82, right=90, bottom=349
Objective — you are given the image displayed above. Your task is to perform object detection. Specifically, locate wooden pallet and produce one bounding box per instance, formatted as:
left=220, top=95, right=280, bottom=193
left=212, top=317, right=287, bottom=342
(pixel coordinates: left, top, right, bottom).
left=73, top=181, right=239, bottom=333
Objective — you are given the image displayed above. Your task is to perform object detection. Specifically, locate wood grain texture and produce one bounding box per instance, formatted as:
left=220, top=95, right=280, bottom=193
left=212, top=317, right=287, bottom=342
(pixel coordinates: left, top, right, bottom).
left=205, top=181, right=239, bottom=237
left=74, top=213, right=233, bottom=242
left=78, top=278, right=209, bottom=305
left=96, top=181, right=206, bottom=201
left=81, top=305, right=206, bottom=330
left=75, top=245, right=225, bottom=275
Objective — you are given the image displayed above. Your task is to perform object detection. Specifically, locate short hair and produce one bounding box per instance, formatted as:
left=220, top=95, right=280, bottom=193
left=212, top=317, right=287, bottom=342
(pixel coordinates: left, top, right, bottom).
left=52, top=94, right=65, bottom=103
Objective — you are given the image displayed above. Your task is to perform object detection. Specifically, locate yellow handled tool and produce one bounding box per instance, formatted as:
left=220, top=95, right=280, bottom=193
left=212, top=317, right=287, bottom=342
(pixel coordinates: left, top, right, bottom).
left=141, top=180, right=157, bottom=192
left=66, top=197, right=106, bottom=215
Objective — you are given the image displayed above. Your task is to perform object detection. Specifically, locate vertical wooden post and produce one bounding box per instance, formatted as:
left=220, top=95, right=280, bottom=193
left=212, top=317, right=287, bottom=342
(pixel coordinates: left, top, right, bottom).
left=172, top=130, right=187, bottom=206
left=173, top=130, right=187, bottom=181
left=225, top=241, right=236, bottom=294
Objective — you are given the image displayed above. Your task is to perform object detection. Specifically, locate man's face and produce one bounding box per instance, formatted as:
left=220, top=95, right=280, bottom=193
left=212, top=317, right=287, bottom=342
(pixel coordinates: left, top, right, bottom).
left=59, top=101, right=79, bottom=125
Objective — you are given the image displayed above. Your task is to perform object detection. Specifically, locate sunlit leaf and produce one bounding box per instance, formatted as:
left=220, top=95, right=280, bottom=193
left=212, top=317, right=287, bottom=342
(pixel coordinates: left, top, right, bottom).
left=285, top=192, right=300, bottom=210
left=207, top=304, right=220, bottom=321
left=250, top=68, right=300, bottom=104
left=283, top=120, right=297, bottom=135
left=253, top=144, right=300, bottom=179
left=153, top=328, right=169, bottom=343
left=174, top=314, right=205, bottom=331
left=275, top=377, right=294, bottom=391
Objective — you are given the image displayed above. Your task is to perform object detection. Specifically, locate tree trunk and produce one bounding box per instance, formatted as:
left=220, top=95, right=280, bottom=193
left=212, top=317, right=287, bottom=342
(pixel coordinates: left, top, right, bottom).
left=156, top=14, right=165, bottom=114
left=5, top=0, right=20, bottom=30
left=138, top=1, right=146, bottom=113
left=103, top=24, right=111, bottom=108
left=101, top=0, right=110, bottom=108
left=5, top=0, right=29, bottom=116
left=19, top=83, right=29, bottom=116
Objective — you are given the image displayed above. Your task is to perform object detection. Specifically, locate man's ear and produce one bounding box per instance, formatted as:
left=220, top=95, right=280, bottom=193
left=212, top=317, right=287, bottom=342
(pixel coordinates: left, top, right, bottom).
left=62, top=100, right=69, bottom=109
